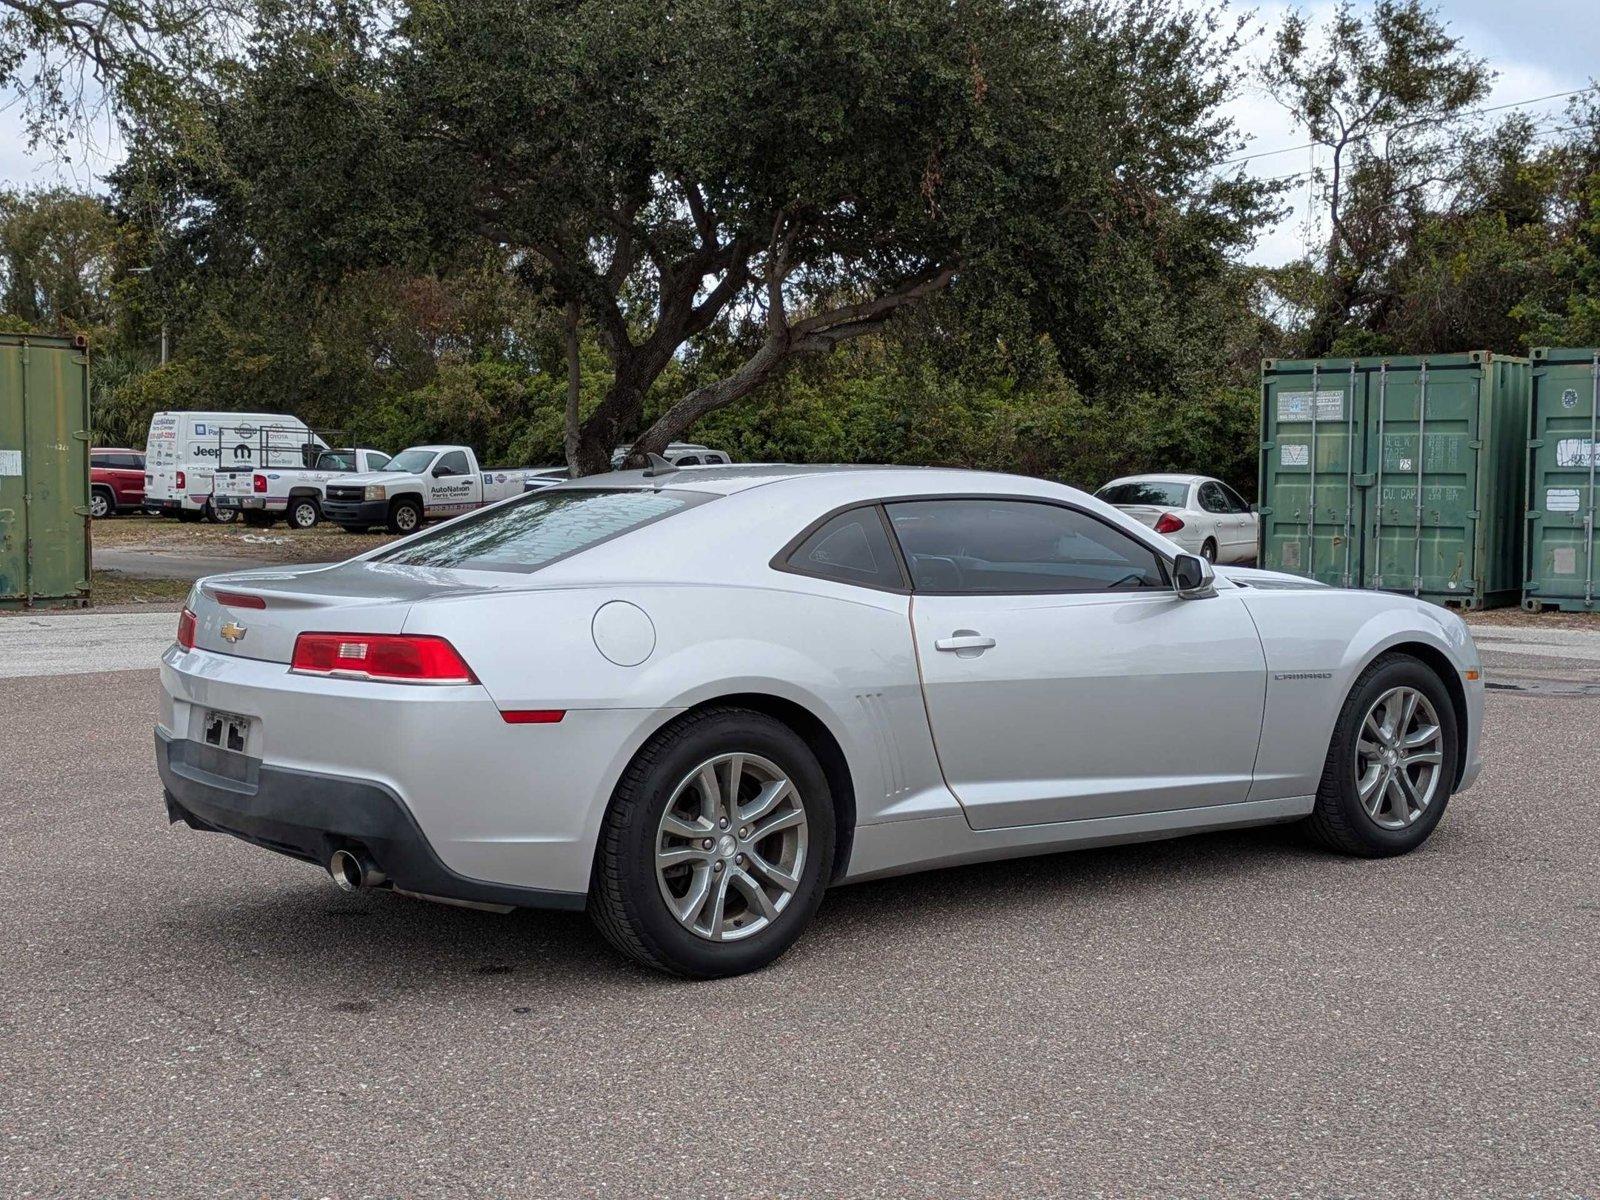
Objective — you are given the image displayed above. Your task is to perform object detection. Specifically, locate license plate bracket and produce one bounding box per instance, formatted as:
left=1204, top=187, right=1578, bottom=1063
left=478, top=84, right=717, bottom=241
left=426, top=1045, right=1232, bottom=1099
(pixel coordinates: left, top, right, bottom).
left=202, top=709, right=251, bottom=755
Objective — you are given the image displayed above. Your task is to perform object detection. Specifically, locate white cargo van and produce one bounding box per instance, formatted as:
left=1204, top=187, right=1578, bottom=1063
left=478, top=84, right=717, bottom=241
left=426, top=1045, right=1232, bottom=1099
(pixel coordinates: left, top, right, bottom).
left=142, top=412, right=320, bottom=522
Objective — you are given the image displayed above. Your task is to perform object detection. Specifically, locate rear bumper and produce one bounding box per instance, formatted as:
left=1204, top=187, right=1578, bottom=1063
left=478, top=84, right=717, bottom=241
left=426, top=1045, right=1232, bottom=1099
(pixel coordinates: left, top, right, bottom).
left=322, top=497, right=388, bottom=524
left=157, top=728, right=586, bottom=910
left=215, top=495, right=283, bottom=511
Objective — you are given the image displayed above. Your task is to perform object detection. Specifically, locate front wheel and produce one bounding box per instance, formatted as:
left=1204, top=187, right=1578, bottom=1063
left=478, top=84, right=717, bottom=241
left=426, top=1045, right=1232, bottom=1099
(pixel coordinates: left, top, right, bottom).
left=1306, top=653, right=1459, bottom=856
left=387, top=498, right=422, bottom=534
left=588, top=708, right=836, bottom=977
left=89, top=490, right=113, bottom=519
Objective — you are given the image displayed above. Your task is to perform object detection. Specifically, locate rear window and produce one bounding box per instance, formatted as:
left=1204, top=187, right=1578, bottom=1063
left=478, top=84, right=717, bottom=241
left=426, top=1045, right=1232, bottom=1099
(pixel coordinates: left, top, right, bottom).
left=374, top=487, right=711, bottom=574
left=1096, top=481, right=1189, bottom=508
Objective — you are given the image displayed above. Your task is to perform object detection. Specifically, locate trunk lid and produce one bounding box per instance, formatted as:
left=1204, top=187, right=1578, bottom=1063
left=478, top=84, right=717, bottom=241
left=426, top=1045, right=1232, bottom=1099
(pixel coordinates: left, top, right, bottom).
left=188, top=561, right=492, bottom=663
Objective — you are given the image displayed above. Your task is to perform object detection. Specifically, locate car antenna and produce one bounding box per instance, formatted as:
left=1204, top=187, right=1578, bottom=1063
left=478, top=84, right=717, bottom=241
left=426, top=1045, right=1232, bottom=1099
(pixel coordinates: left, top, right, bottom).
left=641, top=453, right=678, bottom=477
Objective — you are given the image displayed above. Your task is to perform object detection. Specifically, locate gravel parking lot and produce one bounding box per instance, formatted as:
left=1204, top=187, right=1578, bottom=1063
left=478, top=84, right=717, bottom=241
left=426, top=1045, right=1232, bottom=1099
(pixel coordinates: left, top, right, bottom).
left=1, top=639, right=1597, bottom=1198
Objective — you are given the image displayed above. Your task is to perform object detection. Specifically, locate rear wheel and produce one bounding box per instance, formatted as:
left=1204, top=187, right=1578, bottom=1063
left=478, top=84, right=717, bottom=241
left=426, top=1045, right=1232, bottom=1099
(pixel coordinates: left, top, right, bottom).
left=387, top=498, right=422, bottom=534
left=1306, top=654, right=1458, bottom=856
left=1200, top=538, right=1218, bottom=563
left=89, top=489, right=113, bottom=519
left=207, top=500, right=238, bottom=525
left=589, top=708, right=835, bottom=977
left=288, top=497, right=321, bottom=529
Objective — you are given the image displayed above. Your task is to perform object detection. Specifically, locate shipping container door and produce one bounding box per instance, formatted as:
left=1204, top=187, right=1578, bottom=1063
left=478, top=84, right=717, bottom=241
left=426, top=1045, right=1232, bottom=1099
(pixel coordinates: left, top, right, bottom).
left=1365, top=362, right=1481, bottom=601
left=1260, top=364, right=1366, bottom=585
left=1526, top=352, right=1599, bottom=609
left=0, top=341, right=25, bottom=598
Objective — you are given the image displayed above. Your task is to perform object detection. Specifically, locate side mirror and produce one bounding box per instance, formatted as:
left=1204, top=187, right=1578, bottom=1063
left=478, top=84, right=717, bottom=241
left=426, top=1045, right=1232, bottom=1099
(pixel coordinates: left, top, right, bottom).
left=1172, top=553, right=1216, bottom=599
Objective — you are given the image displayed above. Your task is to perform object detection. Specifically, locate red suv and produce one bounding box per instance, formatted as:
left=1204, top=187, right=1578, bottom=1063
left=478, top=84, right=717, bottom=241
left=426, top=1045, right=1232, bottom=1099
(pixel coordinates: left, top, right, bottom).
left=90, top=448, right=147, bottom=518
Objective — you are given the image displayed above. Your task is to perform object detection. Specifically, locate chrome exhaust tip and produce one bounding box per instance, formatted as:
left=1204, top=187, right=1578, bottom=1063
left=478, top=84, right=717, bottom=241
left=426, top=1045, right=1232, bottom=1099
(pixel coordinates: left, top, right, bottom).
left=329, top=848, right=385, bottom=892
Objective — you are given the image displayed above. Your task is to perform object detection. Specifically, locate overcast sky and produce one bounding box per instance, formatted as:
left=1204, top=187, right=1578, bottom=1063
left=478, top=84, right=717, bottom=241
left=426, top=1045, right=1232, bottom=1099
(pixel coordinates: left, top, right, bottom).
left=2, top=1, right=1597, bottom=267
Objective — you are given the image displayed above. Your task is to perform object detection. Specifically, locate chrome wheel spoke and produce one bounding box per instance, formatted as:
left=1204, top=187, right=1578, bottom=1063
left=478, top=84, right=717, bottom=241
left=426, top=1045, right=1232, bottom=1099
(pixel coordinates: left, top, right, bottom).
left=705, top=872, right=732, bottom=940
left=1357, top=763, right=1386, bottom=807
left=660, top=812, right=711, bottom=841
left=656, top=845, right=710, bottom=870
left=744, top=848, right=800, bottom=893
left=1403, top=723, right=1439, bottom=749
left=1406, top=749, right=1443, bottom=767
left=674, top=867, right=715, bottom=926
left=739, top=778, right=792, bottom=824
left=750, top=808, right=804, bottom=842
left=729, top=868, right=779, bottom=923
left=696, top=762, right=726, bottom=825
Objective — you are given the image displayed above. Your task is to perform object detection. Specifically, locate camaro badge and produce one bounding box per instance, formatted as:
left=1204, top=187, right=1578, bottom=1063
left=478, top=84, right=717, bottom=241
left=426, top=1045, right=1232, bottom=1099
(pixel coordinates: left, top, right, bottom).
left=1274, top=671, right=1331, bottom=681
left=220, top=622, right=248, bottom=644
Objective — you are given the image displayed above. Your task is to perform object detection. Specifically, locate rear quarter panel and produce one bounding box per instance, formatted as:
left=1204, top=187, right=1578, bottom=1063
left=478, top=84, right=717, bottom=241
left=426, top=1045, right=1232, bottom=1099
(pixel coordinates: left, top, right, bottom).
left=401, top=578, right=949, bottom=866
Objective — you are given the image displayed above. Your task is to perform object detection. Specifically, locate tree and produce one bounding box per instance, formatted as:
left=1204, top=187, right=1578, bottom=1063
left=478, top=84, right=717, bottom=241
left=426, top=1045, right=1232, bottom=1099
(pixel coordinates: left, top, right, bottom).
left=1262, top=0, right=1492, bottom=354
left=0, top=187, right=118, bottom=329
left=180, top=0, right=1273, bottom=474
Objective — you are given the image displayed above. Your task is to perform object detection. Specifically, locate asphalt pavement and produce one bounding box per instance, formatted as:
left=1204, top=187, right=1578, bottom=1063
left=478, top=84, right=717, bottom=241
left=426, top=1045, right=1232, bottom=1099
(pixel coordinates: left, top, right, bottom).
left=1, top=645, right=1597, bottom=1197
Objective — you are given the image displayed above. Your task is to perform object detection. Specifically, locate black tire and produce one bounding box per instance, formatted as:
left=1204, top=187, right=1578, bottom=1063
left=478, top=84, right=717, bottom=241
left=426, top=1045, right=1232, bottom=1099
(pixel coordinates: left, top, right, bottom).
left=589, top=707, right=836, bottom=978
left=1200, top=538, right=1218, bottom=563
left=287, top=496, right=321, bottom=530
left=1306, top=653, right=1459, bottom=857
left=89, top=489, right=114, bottom=519
left=387, top=498, right=422, bottom=535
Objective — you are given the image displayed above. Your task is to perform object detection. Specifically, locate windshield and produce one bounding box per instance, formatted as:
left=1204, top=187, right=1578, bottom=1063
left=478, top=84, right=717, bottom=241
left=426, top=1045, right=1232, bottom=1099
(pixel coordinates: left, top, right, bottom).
left=1096, top=481, right=1189, bottom=508
left=383, top=448, right=439, bottom=473
left=374, top=487, right=712, bottom=573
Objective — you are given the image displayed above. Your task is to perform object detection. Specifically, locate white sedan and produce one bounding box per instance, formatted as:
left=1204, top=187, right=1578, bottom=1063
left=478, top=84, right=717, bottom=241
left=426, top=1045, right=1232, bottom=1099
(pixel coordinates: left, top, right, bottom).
left=158, top=465, right=1482, bottom=977
left=1096, top=473, right=1259, bottom=564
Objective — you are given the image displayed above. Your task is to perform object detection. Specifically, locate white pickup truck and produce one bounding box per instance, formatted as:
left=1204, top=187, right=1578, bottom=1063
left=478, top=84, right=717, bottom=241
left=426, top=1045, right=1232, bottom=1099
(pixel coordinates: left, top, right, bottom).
left=319, top=445, right=557, bottom=533
left=213, top=447, right=393, bottom=529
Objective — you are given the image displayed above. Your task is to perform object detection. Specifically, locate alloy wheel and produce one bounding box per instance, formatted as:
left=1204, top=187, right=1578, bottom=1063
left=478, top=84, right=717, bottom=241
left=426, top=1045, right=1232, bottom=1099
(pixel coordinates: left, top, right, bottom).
left=654, top=752, right=808, bottom=942
left=1354, top=686, right=1444, bottom=829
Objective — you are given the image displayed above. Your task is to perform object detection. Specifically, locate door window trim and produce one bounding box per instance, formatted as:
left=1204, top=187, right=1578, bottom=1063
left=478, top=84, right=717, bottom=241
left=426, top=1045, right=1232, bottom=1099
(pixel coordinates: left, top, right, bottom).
left=772, top=493, right=1176, bottom=597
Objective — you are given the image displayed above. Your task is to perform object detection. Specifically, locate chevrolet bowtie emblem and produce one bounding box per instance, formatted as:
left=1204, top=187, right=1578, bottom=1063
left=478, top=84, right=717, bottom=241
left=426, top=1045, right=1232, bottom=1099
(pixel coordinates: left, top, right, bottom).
left=219, top=621, right=248, bottom=644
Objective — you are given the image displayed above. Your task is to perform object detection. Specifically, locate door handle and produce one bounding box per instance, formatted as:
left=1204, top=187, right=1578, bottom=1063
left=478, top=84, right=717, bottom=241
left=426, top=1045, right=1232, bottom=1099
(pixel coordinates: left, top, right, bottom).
left=935, top=633, right=996, bottom=652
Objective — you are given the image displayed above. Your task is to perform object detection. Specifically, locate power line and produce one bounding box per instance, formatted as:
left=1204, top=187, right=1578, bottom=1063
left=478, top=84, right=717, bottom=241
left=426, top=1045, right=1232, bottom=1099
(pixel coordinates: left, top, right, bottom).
left=1217, top=84, right=1599, bottom=168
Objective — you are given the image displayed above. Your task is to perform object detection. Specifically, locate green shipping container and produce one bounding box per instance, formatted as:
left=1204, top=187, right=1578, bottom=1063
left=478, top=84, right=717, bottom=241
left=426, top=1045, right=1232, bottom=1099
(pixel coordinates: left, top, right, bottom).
left=1524, top=348, right=1600, bottom=611
left=1260, top=352, right=1529, bottom=609
left=0, top=334, right=92, bottom=608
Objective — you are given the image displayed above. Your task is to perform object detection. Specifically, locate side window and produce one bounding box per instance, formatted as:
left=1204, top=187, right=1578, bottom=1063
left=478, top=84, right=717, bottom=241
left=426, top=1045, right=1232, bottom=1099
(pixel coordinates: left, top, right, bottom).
left=674, top=455, right=702, bottom=466
left=118, top=454, right=145, bottom=470
left=366, top=453, right=390, bottom=471
left=91, top=454, right=111, bottom=468
left=1220, top=483, right=1250, bottom=513
left=436, top=451, right=470, bottom=476
left=885, top=499, right=1167, bottom=594
left=1198, top=482, right=1229, bottom=514
left=783, top=507, right=906, bottom=591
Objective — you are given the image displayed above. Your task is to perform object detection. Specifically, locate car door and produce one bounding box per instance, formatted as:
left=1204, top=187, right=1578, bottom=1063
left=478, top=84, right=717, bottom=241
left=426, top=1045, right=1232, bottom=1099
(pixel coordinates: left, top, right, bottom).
left=1216, top=482, right=1257, bottom=563
left=114, top=454, right=146, bottom=504
left=888, top=497, right=1267, bottom=829
left=425, top=450, right=476, bottom=516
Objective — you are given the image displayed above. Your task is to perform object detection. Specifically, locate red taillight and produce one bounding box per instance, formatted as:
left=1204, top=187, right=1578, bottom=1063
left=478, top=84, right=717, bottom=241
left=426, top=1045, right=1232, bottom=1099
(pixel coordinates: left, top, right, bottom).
left=1154, top=512, right=1185, bottom=535
left=500, top=709, right=566, bottom=725
left=176, top=607, right=197, bottom=650
left=212, top=590, right=266, bottom=609
left=253, top=473, right=268, bottom=493
left=175, top=470, right=186, bottom=489
left=290, top=633, right=478, bottom=684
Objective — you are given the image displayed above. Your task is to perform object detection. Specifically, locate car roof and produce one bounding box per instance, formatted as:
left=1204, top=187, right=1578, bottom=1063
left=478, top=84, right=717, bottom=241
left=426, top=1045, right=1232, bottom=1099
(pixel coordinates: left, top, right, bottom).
left=1100, top=473, right=1212, bottom=488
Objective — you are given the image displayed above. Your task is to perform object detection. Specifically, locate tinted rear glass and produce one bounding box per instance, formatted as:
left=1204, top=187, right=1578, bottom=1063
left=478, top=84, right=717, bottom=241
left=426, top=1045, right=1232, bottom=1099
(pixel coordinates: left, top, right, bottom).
left=1096, top=481, right=1189, bottom=507
left=374, top=488, right=711, bottom=574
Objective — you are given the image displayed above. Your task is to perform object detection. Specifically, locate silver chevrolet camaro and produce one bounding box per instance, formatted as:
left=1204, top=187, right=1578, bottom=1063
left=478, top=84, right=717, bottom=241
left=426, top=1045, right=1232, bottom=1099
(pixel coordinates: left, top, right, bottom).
left=158, top=464, right=1484, bottom=977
